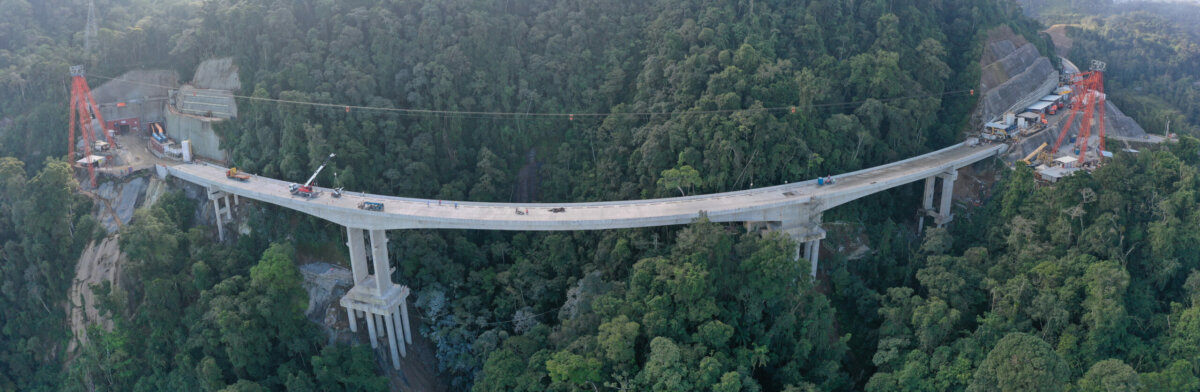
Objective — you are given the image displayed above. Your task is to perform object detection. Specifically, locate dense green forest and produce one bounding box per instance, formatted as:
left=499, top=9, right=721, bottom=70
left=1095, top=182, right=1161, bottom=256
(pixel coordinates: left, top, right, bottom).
left=5, top=0, right=1200, bottom=391
left=0, top=157, right=100, bottom=390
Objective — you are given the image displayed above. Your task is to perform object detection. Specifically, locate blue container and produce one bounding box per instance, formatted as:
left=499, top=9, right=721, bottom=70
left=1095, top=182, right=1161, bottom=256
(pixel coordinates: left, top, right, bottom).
left=817, top=178, right=825, bottom=186
left=1070, top=136, right=1076, bottom=143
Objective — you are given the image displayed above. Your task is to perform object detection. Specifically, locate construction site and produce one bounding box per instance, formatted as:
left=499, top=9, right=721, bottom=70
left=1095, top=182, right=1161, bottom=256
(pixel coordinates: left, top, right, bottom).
left=973, top=31, right=1173, bottom=184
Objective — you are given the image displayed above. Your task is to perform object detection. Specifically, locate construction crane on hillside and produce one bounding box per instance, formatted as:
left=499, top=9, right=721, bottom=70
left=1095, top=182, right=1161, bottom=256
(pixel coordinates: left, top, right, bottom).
left=68, top=66, right=111, bottom=187
left=1052, top=60, right=1108, bottom=163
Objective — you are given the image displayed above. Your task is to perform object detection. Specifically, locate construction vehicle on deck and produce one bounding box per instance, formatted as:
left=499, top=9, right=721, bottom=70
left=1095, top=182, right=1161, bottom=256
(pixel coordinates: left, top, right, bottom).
left=358, top=201, right=384, bottom=211
left=226, top=168, right=250, bottom=181
left=331, top=172, right=344, bottom=198
left=289, top=153, right=335, bottom=198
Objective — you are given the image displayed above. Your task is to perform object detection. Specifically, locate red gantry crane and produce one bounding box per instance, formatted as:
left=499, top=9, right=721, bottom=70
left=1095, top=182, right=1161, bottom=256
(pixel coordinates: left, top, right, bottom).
left=1052, top=60, right=1107, bottom=163
left=68, top=65, right=112, bottom=187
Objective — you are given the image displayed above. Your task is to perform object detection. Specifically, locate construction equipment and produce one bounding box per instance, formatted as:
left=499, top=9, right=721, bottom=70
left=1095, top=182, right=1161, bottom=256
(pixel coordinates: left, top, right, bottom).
left=226, top=168, right=250, bottom=181
left=68, top=66, right=111, bottom=187
left=289, top=153, right=335, bottom=198
left=331, top=172, right=344, bottom=198
left=1052, top=60, right=1108, bottom=163
left=1022, top=142, right=1048, bottom=165
left=150, top=122, right=168, bottom=143
left=358, top=201, right=384, bottom=211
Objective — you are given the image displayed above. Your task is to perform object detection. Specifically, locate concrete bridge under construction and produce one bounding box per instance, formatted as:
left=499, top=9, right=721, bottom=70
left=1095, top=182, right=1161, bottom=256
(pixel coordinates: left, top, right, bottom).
left=156, top=141, right=1007, bottom=369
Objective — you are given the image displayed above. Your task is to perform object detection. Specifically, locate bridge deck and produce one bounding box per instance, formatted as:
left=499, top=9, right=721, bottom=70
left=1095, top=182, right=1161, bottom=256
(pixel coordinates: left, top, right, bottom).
left=165, top=143, right=1004, bottom=231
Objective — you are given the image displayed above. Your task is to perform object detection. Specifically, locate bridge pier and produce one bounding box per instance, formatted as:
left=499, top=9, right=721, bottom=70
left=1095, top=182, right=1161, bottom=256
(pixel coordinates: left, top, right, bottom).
left=753, top=213, right=825, bottom=279
left=339, top=227, right=412, bottom=370
left=785, top=225, right=825, bottom=279
left=207, top=188, right=233, bottom=241
left=922, top=170, right=958, bottom=228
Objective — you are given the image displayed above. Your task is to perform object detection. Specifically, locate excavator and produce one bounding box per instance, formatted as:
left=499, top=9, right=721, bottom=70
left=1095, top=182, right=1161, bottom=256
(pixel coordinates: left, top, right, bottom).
left=289, top=153, right=335, bottom=198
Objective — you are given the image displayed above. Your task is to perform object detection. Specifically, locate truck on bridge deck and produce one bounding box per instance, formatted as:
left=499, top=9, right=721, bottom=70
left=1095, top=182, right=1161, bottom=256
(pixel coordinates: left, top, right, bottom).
left=225, top=168, right=250, bottom=181
left=358, top=201, right=384, bottom=211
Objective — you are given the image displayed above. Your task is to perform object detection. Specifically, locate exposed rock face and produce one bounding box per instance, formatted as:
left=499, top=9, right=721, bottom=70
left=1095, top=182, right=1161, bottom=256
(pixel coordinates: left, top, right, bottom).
left=978, top=27, right=1059, bottom=123
left=66, top=236, right=124, bottom=358
left=97, top=176, right=148, bottom=233
left=191, top=57, right=241, bottom=92
left=298, top=262, right=354, bottom=324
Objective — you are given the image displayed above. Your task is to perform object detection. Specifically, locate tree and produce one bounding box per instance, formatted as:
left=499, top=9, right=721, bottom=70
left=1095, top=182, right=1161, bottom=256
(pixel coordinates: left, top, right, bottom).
left=1075, top=359, right=1140, bottom=392
left=967, top=333, right=1069, bottom=392
left=310, top=344, right=388, bottom=392
left=1140, top=360, right=1200, bottom=391
left=658, top=165, right=702, bottom=196
left=545, top=351, right=602, bottom=390
left=636, top=337, right=691, bottom=392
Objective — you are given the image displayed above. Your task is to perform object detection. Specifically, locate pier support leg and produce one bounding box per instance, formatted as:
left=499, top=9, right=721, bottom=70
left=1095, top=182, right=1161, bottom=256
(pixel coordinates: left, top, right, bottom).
left=937, top=171, right=957, bottom=227
left=370, top=230, right=391, bottom=295
left=922, top=170, right=959, bottom=228
left=346, top=228, right=368, bottom=285
left=923, top=176, right=936, bottom=212
left=400, top=300, right=412, bottom=345
left=364, top=311, right=378, bottom=348
left=806, top=239, right=821, bottom=278
left=773, top=213, right=825, bottom=279
left=384, top=310, right=401, bottom=369
left=347, top=307, right=357, bottom=333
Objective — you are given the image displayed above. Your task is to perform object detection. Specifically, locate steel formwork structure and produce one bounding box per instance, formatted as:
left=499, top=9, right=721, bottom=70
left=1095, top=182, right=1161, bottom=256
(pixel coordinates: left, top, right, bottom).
left=68, top=66, right=113, bottom=187
left=1052, top=61, right=1108, bottom=163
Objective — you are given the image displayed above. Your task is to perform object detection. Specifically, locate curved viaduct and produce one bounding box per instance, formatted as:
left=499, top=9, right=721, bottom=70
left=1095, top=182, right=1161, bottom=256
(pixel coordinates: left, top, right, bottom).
left=157, top=141, right=1006, bottom=369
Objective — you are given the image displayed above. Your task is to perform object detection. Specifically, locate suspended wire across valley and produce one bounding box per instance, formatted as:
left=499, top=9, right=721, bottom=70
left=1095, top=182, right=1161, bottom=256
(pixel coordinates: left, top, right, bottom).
left=88, top=73, right=974, bottom=121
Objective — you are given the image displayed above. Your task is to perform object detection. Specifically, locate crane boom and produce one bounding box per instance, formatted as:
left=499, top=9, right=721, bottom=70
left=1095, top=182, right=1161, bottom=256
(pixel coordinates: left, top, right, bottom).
left=304, top=153, right=336, bottom=188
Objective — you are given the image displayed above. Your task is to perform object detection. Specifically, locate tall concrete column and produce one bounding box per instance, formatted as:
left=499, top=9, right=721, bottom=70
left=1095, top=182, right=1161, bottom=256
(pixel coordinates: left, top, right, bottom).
left=347, top=307, right=357, bottom=333
left=391, top=311, right=408, bottom=357
left=781, top=213, right=825, bottom=279
left=212, top=198, right=224, bottom=241
left=400, top=294, right=412, bottom=344
left=233, top=194, right=239, bottom=205
left=923, top=176, right=936, bottom=212
left=223, top=195, right=233, bottom=220
left=384, top=310, right=401, bottom=369
left=376, top=315, right=386, bottom=338
left=937, top=171, right=957, bottom=227
left=346, top=228, right=368, bottom=284
left=370, top=230, right=391, bottom=295
left=807, top=240, right=820, bottom=278
left=364, top=311, right=378, bottom=348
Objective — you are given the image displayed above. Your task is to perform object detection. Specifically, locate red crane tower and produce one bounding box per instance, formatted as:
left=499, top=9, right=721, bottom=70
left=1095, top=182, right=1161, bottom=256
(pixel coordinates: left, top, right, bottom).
left=68, top=65, right=112, bottom=187
left=1052, top=60, right=1107, bottom=163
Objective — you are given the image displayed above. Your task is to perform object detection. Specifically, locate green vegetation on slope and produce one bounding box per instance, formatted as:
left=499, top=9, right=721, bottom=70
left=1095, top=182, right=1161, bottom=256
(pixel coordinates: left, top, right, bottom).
left=861, top=138, right=1200, bottom=391
left=64, top=194, right=386, bottom=391
left=0, top=157, right=100, bottom=391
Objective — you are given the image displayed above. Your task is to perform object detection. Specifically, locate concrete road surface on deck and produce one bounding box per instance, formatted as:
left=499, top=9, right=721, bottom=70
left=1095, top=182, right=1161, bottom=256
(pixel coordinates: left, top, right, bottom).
left=165, top=143, right=1005, bottom=231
